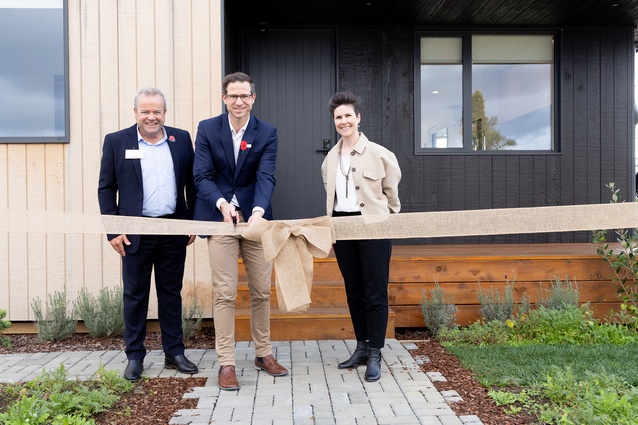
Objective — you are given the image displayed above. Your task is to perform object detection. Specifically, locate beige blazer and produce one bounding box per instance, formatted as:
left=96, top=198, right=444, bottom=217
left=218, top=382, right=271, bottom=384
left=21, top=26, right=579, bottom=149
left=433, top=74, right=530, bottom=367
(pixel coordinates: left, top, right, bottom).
left=321, top=133, right=401, bottom=216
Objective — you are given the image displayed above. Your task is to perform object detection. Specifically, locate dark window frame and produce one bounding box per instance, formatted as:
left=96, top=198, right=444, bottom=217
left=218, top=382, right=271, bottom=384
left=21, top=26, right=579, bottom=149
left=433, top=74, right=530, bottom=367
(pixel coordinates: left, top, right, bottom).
left=0, top=0, right=69, bottom=144
left=414, top=30, right=561, bottom=155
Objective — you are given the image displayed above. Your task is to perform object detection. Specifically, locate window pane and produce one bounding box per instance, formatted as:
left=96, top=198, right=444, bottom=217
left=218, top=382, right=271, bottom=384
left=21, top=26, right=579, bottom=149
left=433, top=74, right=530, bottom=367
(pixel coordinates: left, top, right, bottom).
left=472, top=63, right=552, bottom=150
left=0, top=0, right=67, bottom=140
left=473, top=35, right=553, bottom=63
left=420, top=37, right=462, bottom=63
left=419, top=37, right=463, bottom=149
left=420, top=65, right=463, bottom=148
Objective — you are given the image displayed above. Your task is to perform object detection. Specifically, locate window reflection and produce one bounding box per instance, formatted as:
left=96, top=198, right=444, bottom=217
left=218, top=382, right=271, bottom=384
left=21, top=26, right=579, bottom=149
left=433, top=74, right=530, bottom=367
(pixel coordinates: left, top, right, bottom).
left=0, top=0, right=67, bottom=141
left=418, top=34, right=554, bottom=152
left=472, top=64, right=552, bottom=151
left=421, top=64, right=463, bottom=148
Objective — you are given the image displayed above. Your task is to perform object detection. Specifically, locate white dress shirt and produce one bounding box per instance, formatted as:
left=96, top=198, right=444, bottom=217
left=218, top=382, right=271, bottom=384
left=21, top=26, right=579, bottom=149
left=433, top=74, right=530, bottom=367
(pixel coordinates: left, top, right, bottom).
left=138, top=128, right=177, bottom=217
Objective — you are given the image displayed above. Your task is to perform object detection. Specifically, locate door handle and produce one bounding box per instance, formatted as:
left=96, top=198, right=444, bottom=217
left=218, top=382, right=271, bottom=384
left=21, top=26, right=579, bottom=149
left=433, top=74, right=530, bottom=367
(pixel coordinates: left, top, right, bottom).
left=316, top=139, right=332, bottom=155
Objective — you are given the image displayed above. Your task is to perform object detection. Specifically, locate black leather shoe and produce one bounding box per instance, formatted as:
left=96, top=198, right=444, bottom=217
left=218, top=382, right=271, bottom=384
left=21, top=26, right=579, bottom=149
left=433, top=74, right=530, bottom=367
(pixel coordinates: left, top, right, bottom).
left=165, top=354, right=199, bottom=375
left=365, top=348, right=382, bottom=382
left=124, top=359, right=144, bottom=382
left=338, top=341, right=369, bottom=369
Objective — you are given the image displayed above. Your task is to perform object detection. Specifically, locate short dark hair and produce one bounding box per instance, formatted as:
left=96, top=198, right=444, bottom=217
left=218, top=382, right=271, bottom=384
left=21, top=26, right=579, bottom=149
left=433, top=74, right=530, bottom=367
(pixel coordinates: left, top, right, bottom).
left=222, top=72, right=255, bottom=94
left=328, top=91, right=361, bottom=116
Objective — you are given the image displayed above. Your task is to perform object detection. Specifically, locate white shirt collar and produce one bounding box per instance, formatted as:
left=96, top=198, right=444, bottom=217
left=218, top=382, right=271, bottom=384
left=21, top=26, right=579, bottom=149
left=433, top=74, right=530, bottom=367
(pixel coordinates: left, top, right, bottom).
left=136, top=127, right=167, bottom=145
left=228, top=115, right=249, bottom=136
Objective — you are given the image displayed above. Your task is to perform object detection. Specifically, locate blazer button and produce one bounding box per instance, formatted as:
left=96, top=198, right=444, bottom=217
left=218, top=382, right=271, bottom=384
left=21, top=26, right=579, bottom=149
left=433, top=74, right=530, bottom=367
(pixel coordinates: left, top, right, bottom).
left=359, top=203, right=364, bottom=207
left=355, top=186, right=360, bottom=190
left=351, top=167, right=356, bottom=172
left=350, top=151, right=355, bottom=156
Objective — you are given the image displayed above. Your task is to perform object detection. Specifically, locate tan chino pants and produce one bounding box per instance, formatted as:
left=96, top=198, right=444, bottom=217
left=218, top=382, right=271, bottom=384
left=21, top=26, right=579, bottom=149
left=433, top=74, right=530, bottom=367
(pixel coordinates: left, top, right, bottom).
left=207, top=212, right=273, bottom=365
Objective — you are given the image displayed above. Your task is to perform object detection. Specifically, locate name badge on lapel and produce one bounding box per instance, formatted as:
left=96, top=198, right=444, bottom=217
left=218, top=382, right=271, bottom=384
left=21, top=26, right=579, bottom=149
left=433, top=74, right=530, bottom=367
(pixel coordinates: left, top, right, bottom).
left=125, top=149, right=143, bottom=159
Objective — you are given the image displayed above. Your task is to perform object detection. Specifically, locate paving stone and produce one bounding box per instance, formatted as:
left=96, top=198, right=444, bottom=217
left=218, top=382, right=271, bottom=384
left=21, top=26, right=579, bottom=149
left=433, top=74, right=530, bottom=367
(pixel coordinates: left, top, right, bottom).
left=441, top=390, right=464, bottom=403
left=460, top=414, right=485, bottom=424
left=427, top=371, right=448, bottom=382
left=401, top=342, right=419, bottom=350
left=414, top=355, right=431, bottom=364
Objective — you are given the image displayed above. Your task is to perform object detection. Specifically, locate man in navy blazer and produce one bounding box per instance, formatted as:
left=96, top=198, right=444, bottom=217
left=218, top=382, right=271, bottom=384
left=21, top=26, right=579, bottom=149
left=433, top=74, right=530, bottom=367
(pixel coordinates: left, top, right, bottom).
left=98, top=87, right=198, bottom=382
left=193, top=72, right=288, bottom=390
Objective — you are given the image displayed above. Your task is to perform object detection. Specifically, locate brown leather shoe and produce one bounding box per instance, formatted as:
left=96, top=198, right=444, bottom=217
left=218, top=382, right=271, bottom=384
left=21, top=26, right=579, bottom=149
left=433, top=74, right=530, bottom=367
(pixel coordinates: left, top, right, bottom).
left=218, top=365, right=240, bottom=391
left=255, top=354, right=289, bottom=376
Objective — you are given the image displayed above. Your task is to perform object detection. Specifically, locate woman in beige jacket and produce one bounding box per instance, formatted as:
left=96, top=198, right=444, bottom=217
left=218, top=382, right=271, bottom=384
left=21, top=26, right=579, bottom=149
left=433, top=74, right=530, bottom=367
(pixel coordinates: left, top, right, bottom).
left=321, top=91, right=401, bottom=382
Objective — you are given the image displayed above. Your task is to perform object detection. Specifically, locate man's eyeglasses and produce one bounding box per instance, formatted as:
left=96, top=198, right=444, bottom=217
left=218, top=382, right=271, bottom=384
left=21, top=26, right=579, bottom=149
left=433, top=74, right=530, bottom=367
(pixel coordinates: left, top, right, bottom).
left=225, top=94, right=253, bottom=102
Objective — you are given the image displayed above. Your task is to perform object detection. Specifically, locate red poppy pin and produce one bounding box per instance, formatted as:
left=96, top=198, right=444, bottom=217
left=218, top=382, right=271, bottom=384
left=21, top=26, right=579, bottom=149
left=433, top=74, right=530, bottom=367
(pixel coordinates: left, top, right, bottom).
left=240, top=140, right=251, bottom=152
left=168, top=135, right=176, bottom=142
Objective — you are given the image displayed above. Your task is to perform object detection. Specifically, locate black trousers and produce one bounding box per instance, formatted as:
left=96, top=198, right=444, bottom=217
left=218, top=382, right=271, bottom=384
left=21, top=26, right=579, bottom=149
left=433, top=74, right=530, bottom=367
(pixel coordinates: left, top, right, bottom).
left=333, top=237, right=392, bottom=349
left=121, top=234, right=187, bottom=360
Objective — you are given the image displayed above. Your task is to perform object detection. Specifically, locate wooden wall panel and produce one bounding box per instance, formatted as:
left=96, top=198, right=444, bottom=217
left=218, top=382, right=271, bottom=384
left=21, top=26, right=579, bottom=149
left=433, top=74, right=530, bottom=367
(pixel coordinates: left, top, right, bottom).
left=2, top=0, right=222, bottom=321
left=117, top=0, right=137, bottom=128
left=44, top=145, right=66, bottom=298
left=586, top=29, right=602, bottom=205
left=26, top=146, right=48, bottom=314
left=75, top=0, right=100, bottom=305
left=98, top=1, right=122, bottom=293
left=7, top=145, right=28, bottom=318
left=0, top=146, right=8, bottom=312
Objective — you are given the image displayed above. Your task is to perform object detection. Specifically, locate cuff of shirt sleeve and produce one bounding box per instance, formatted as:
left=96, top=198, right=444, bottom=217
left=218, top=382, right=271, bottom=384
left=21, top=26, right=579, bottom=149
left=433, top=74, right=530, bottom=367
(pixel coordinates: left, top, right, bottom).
left=252, top=206, right=265, bottom=215
left=216, top=198, right=226, bottom=211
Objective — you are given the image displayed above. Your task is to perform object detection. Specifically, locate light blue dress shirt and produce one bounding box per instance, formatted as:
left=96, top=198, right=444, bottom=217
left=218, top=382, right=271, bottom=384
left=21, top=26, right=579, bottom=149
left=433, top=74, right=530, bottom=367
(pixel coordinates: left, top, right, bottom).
left=138, top=128, right=177, bottom=217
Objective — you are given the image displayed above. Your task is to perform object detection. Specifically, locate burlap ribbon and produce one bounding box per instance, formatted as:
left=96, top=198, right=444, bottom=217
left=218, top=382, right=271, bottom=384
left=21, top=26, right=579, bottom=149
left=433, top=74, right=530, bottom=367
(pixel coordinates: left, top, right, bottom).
left=4, top=202, right=638, bottom=313
left=241, top=216, right=336, bottom=312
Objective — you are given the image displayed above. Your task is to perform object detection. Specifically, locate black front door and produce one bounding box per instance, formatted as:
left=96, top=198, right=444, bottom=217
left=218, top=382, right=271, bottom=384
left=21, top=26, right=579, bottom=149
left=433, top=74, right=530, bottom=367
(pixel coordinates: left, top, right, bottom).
left=242, top=29, right=336, bottom=220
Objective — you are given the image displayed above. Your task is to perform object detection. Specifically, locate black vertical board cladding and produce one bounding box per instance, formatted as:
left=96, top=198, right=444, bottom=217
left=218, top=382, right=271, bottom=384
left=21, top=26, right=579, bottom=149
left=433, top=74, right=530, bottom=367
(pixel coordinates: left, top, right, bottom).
left=334, top=26, right=633, bottom=245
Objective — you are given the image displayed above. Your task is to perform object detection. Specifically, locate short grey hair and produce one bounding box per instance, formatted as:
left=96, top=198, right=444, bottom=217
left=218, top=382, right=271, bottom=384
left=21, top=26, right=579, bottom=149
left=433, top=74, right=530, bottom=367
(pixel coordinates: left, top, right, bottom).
left=134, top=87, right=167, bottom=110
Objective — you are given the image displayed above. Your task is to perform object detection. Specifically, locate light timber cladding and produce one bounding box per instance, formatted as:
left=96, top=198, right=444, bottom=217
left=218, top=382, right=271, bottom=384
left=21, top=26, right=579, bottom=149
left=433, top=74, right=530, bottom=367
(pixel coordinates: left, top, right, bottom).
left=1, top=0, right=222, bottom=321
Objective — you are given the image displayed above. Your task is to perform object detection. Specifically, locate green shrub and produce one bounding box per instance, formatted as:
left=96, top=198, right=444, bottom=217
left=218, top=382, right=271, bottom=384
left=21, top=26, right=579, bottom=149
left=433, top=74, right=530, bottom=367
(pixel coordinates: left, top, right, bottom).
left=0, top=308, right=11, bottom=347
left=477, top=282, right=515, bottom=322
left=536, top=276, right=579, bottom=310
left=0, top=364, right=133, bottom=425
left=182, top=293, right=204, bottom=339
left=74, top=286, right=124, bottom=338
left=31, top=290, right=77, bottom=341
left=488, top=367, right=638, bottom=424
left=439, top=319, right=514, bottom=345
left=532, top=367, right=638, bottom=425
left=441, top=304, right=638, bottom=346
left=517, top=305, right=596, bottom=344
left=420, top=282, right=458, bottom=336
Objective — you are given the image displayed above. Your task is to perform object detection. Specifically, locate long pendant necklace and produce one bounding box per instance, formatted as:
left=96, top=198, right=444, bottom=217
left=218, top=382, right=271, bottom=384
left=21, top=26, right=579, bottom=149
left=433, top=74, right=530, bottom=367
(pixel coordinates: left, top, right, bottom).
left=338, top=149, right=352, bottom=198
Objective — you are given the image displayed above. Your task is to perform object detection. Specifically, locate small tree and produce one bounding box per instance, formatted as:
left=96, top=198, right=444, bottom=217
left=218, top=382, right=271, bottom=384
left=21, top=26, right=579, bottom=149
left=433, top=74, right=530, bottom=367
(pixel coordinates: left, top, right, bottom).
left=593, top=182, right=638, bottom=326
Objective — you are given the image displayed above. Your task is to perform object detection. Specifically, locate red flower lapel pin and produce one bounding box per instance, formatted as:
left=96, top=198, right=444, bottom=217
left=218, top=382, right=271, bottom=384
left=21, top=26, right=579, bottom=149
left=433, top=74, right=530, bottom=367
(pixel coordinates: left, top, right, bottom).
left=240, top=140, right=252, bottom=152
left=168, top=135, right=176, bottom=142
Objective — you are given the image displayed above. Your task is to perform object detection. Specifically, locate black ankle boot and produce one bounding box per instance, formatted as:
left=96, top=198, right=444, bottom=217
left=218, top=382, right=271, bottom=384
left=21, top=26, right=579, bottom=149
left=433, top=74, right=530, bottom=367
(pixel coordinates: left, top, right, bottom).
left=365, top=348, right=381, bottom=382
left=338, top=341, right=368, bottom=369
